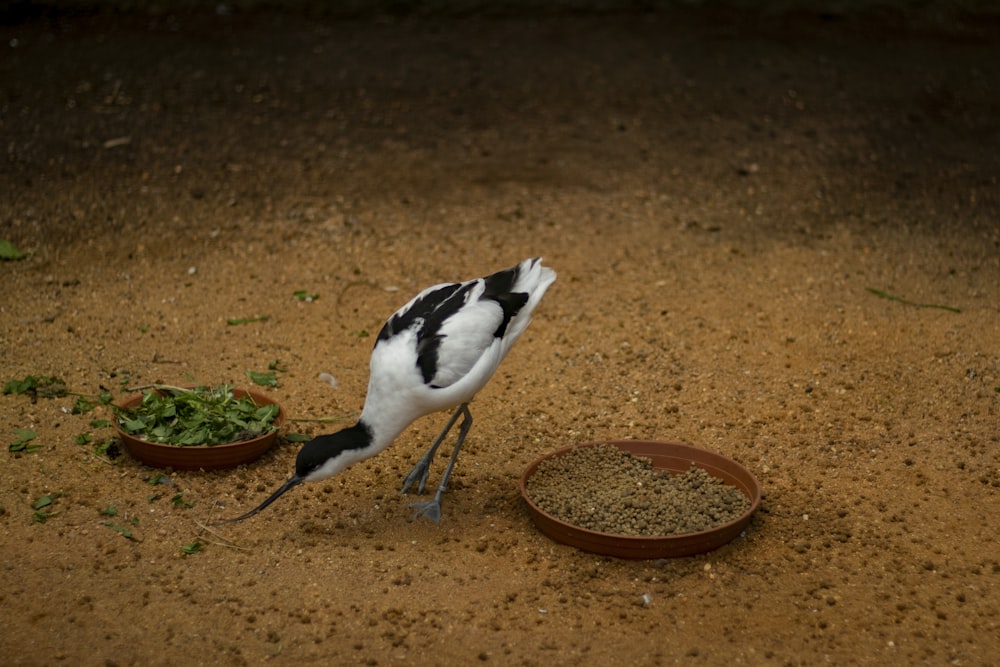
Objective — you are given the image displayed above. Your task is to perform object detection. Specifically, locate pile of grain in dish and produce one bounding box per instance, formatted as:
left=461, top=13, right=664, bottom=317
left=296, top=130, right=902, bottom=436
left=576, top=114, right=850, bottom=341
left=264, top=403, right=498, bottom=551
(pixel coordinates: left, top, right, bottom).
left=525, top=443, right=750, bottom=536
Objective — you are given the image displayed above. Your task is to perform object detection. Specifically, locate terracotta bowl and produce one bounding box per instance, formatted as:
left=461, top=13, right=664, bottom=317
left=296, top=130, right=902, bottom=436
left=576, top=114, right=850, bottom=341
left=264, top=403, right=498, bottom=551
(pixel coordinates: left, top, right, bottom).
left=114, top=387, right=286, bottom=471
left=520, top=440, right=761, bottom=559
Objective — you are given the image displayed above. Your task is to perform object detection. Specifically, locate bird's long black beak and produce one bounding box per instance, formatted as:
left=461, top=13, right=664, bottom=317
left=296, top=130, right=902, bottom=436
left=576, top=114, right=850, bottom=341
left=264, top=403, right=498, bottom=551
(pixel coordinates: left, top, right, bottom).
left=217, top=475, right=304, bottom=524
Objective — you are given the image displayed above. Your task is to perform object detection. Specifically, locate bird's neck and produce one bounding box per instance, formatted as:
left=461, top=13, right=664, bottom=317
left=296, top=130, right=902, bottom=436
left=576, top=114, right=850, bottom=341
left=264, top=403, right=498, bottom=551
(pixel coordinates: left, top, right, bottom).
left=357, top=400, right=418, bottom=455
left=299, top=422, right=377, bottom=482
left=356, top=416, right=404, bottom=455
left=357, top=365, right=430, bottom=454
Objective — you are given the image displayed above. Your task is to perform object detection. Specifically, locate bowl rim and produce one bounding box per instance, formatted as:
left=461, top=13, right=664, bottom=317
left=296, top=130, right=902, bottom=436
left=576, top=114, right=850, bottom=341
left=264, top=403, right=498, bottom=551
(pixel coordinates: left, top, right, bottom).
left=519, top=439, right=761, bottom=555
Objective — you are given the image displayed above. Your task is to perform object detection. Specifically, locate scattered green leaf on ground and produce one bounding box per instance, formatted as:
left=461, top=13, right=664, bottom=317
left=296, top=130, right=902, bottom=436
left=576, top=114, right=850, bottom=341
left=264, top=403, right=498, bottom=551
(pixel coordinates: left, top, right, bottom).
left=0, top=239, right=29, bottom=260
left=171, top=492, right=193, bottom=508
left=9, top=429, right=39, bottom=453
left=90, top=419, right=111, bottom=428
left=227, top=315, right=270, bottom=326
left=31, top=493, right=61, bottom=523
left=181, top=541, right=203, bottom=555
left=293, top=290, right=319, bottom=302
left=148, top=473, right=169, bottom=485
left=116, top=385, right=280, bottom=446
left=268, top=359, right=287, bottom=372
left=32, top=495, right=56, bottom=510
left=75, top=433, right=93, bottom=446
left=3, top=375, right=68, bottom=399
left=71, top=396, right=95, bottom=414
left=246, top=370, right=278, bottom=387
left=284, top=433, right=310, bottom=442
left=4, top=377, right=111, bottom=412
left=100, top=505, right=117, bottom=516
left=93, top=439, right=118, bottom=459
left=865, top=287, right=961, bottom=313
left=102, top=521, right=138, bottom=541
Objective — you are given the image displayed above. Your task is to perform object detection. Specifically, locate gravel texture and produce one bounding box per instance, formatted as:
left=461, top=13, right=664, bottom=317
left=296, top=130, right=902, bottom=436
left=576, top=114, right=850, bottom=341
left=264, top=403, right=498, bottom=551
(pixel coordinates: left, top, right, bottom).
left=2, top=4, right=999, bottom=666
left=527, top=444, right=750, bottom=535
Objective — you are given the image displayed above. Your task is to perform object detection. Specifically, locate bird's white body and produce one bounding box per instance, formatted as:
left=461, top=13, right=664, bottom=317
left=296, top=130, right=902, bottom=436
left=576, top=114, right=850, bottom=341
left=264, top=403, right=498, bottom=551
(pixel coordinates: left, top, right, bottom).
left=226, top=257, right=555, bottom=523
left=359, top=258, right=555, bottom=456
left=358, top=329, right=503, bottom=449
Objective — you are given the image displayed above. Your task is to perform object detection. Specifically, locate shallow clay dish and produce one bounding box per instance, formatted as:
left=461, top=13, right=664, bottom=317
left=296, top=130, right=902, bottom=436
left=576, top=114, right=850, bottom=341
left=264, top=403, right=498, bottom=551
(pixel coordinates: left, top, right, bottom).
left=114, top=387, right=286, bottom=471
left=520, top=440, right=761, bottom=559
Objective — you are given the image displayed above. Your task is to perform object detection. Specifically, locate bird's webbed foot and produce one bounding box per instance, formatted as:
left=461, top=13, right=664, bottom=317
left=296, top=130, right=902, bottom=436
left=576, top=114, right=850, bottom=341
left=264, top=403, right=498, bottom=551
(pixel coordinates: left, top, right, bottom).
left=400, top=456, right=432, bottom=495
left=409, top=497, right=442, bottom=523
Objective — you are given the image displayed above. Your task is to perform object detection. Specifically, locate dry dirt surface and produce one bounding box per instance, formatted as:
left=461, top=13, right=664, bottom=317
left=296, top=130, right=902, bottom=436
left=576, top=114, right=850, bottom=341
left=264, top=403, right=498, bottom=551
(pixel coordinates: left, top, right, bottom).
left=2, top=4, right=999, bottom=666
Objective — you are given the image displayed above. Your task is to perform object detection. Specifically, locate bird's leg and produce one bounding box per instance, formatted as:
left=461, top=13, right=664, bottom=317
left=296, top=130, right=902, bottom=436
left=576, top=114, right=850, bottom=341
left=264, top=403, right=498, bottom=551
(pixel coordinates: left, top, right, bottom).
left=409, top=404, right=473, bottom=523
left=400, top=403, right=466, bottom=495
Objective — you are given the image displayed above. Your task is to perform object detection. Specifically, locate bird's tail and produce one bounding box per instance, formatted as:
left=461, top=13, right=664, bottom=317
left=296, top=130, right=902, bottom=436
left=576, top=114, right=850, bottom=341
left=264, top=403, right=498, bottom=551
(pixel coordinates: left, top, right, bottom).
left=504, top=257, right=556, bottom=341
left=515, top=257, right=556, bottom=306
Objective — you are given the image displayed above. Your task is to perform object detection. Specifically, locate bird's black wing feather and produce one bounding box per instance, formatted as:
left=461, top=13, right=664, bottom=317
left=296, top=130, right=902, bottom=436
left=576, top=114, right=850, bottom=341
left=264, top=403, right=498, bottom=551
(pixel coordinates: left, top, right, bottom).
left=375, top=263, right=532, bottom=386
left=481, top=265, right=530, bottom=337
left=377, top=282, right=475, bottom=384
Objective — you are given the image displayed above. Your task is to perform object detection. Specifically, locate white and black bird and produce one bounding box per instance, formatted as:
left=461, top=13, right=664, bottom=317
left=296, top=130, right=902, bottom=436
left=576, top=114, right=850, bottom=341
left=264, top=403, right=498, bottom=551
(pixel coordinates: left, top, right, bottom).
left=224, top=257, right=556, bottom=524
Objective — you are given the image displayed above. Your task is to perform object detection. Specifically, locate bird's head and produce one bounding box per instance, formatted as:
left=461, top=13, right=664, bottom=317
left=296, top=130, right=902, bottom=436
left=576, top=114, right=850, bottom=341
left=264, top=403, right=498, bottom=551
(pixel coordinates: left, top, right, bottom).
left=294, top=425, right=374, bottom=482
left=219, top=423, right=373, bottom=523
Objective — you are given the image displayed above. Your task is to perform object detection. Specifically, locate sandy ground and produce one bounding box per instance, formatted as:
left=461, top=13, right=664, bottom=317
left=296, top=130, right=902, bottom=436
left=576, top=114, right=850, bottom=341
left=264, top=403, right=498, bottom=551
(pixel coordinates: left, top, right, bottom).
left=2, top=5, right=999, bottom=666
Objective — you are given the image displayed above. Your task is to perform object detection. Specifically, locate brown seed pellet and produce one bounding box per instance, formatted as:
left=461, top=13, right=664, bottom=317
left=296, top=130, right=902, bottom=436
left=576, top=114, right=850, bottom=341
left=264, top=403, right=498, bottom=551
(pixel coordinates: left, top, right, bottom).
left=526, top=443, right=750, bottom=536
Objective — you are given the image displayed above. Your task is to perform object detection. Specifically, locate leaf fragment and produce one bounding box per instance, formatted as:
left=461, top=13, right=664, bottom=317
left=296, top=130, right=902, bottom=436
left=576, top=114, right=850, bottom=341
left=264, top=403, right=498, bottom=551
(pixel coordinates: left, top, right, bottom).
left=72, top=396, right=95, bottom=414
left=181, top=541, right=202, bottom=555
left=227, top=315, right=270, bottom=326
left=293, top=290, right=319, bottom=302
left=103, top=521, right=138, bottom=541
left=31, top=493, right=61, bottom=522
left=0, top=239, right=29, bottom=260
left=32, top=495, right=55, bottom=510
left=3, top=375, right=67, bottom=398
left=9, top=429, right=39, bottom=453
left=865, top=287, right=961, bottom=313
left=148, top=473, right=170, bottom=486
left=246, top=370, right=278, bottom=387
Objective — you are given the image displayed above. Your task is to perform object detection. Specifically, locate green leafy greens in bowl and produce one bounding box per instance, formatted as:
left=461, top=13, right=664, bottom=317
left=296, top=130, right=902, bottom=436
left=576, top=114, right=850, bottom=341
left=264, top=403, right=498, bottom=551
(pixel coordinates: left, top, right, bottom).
left=116, top=385, right=280, bottom=447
